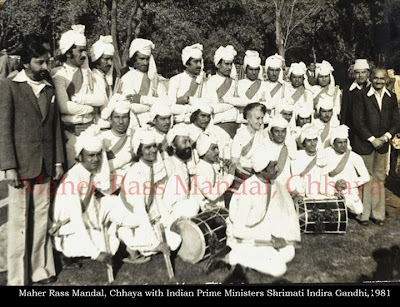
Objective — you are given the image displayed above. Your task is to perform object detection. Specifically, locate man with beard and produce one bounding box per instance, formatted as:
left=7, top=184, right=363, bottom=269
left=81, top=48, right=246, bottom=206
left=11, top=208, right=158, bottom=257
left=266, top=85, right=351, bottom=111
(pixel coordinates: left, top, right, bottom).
left=120, top=38, right=168, bottom=130
left=52, top=25, right=107, bottom=169
left=0, top=37, right=64, bottom=285
left=340, top=59, right=370, bottom=144
left=205, top=144, right=300, bottom=277
left=282, top=62, right=313, bottom=111
left=352, top=68, right=400, bottom=226
left=162, top=123, right=200, bottom=220
left=89, top=35, right=117, bottom=105
left=191, top=133, right=236, bottom=211
left=100, top=96, right=133, bottom=193
left=168, top=43, right=207, bottom=121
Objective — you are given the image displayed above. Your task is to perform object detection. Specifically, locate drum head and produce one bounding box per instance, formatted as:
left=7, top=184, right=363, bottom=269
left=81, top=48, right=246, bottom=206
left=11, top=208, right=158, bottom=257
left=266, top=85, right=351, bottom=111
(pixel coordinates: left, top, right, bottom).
left=176, top=219, right=206, bottom=264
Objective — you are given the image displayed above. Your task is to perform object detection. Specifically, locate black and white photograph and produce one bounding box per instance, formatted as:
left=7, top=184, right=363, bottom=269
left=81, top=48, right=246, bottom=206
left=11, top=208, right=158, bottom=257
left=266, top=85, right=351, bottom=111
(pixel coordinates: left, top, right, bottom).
left=0, top=0, right=399, bottom=302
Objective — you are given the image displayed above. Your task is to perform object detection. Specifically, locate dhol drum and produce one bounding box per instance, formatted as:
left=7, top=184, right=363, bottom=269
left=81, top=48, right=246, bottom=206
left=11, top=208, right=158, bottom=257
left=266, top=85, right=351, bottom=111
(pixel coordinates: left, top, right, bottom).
left=175, top=207, right=229, bottom=264
left=295, top=195, right=348, bottom=234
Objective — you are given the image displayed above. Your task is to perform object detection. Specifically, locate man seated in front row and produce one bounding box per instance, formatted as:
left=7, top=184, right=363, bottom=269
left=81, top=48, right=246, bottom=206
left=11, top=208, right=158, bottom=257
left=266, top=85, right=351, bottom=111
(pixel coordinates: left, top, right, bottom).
left=51, top=125, right=139, bottom=267
left=205, top=144, right=301, bottom=277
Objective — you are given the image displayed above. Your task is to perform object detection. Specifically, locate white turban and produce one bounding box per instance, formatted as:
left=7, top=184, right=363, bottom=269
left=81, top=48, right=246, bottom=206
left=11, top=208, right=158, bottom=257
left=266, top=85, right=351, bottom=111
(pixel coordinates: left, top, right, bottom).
left=243, top=50, right=263, bottom=80
left=90, top=35, right=114, bottom=62
left=251, top=144, right=279, bottom=173
left=100, top=94, right=131, bottom=120
left=148, top=103, right=172, bottom=123
left=275, top=102, right=294, bottom=114
left=289, top=62, right=307, bottom=76
left=265, top=53, right=284, bottom=83
left=330, top=125, right=349, bottom=147
left=267, top=117, right=288, bottom=134
left=132, top=128, right=156, bottom=155
left=59, top=24, right=87, bottom=55
left=75, top=124, right=104, bottom=157
left=196, top=133, right=216, bottom=157
left=316, top=93, right=334, bottom=112
left=182, top=43, right=203, bottom=65
left=300, top=123, right=319, bottom=143
left=353, top=59, right=370, bottom=71
left=190, top=99, right=213, bottom=115
left=296, top=106, right=313, bottom=119
left=166, top=123, right=190, bottom=146
left=316, top=60, right=335, bottom=86
left=214, top=45, right=237, bottom=79
left=129, top=38, right=157, bottom=80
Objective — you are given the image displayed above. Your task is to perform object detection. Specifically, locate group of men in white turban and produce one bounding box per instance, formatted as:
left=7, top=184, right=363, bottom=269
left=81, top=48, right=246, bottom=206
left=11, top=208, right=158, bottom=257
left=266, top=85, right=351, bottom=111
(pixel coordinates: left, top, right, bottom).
left=48, top=24, right=384, bottom=279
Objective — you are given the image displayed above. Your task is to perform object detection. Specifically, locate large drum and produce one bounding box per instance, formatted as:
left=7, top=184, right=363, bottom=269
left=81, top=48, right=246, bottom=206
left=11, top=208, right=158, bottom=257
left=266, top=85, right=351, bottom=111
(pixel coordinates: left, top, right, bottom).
left=295, top=195, right=348, bottom=234
left=175, top=207, right=229, bottom=264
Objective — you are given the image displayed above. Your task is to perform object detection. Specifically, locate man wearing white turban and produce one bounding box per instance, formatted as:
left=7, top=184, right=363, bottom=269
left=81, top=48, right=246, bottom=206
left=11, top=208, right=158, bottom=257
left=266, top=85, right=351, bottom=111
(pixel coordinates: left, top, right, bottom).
left=119, top=38, right=168, bottom=130
left=313, top=93, right=340, bottom=148
left=89, top=35, right=116, bottom=102
left=52, top=25, right=108, bottom=169
left=320, top=125, right=370, bottom=215
left=190, top=133, right=236, bottom=211
left=206, top=143, right=300, bottom=277
left=282, top=62, right=313, bottom=111
left=51, top=125, right=137, bottom=268
left=117, top=128, right=181, bottom=264
left=340, top=59, right=370, bottom=144
left=311, top=60, right=342, bottom=118
left=168, top=43, right=207, bottom=107
left=292, top=106, right=314, bottom=149
left=205, top=45, right=244, bottom=138
left=263, top=53, right=285, bottom=108
left=100, top=95, right=133, bottom=192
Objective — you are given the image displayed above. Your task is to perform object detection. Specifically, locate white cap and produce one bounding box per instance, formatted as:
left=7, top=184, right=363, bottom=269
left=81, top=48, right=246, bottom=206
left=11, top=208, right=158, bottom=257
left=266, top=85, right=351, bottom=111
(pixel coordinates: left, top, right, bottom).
left=296, top=106, right=313, bottom=119
left=182, top=43, right=203, bottom=65
left=214, top=45, right=237, bottom=65
left=316, top=93, right=334, bottom=112
left=75, top=124, right=104, bottom=157
left=330, top=124, right=349, bottom=146
left=251, top=144, right=279, bottom=173
left=267, top=117, right=288, bottom=134
left=316, top=60, right=334, bottom=76
left=100, top=94, right=131, bottom=120
left=353, top=59, right=370, bottom=71
left=289, top=62, right=307, bottom=76
left=300, top=123, right=319, bottom=143
left=148, top=103, right=172, bottom=123
left=59, top=24, right=87, bottom=55
left=90, top=35, right=115, bottom=62
left=196, top=133, right=216, bottom=157
left=166, top=123, right=190, bottom=146
left=265, top=53, right=284, bottom=69
left=243, top=50, right=261, bottom=69
left=132, top=128, right=157, bottom=155
left=190, top=99, right=213, bottom=115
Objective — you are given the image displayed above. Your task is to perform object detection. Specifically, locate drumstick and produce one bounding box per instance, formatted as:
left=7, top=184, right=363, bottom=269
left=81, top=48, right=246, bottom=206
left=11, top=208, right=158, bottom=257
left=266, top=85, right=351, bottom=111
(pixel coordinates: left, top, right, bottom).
left=102, top=224, right=114, bottom=284
left=154, top=221, right=175, bottom=280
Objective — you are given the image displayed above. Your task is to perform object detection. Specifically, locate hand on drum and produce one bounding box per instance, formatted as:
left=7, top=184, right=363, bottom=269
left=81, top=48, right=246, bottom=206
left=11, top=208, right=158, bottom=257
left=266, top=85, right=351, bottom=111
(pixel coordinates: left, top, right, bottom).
left=271, top=235, right=287, bottom=249
left=155, top=242, right=170, bottom=256
left=335, top=179, right=347, bottom=192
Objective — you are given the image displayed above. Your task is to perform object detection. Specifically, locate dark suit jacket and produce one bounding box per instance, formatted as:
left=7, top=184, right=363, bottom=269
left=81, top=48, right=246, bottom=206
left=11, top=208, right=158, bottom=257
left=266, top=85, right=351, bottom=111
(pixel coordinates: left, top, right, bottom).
left=352, top=86, right=400, bottom=155
left=0, top=76, right=64, bottom=179
left=306, top=70, right=317, bottom=86
left=340, top=85, right=363, bottom=144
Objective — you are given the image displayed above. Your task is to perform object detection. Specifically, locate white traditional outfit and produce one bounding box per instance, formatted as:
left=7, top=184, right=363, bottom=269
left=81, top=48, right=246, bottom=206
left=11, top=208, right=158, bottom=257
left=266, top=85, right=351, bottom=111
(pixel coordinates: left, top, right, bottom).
left=119, top=38, right=168, bottom=129
left=190, top=134, right=235, bottom=211
left=51, top=125, right=135, bottom=260
left=52, top=25, right=107, bottom=168
left=320, top=125, right=370, bottom=214
left=311, top=60, right=342, bottom=117
left=225, top=144, right=300, bottom=277
left=263, top=53, right=285, bottom=120
left=100, top=96, right=133, bottom=192
left=117, top=128, right=181, bottom=257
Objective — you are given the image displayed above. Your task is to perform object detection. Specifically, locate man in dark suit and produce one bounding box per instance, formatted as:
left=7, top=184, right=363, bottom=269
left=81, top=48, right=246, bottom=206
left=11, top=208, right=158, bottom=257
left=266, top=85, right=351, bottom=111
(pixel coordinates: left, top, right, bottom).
left=352, top=67, right=400, bottom=226
left=0, top=37, right=64, bottom=285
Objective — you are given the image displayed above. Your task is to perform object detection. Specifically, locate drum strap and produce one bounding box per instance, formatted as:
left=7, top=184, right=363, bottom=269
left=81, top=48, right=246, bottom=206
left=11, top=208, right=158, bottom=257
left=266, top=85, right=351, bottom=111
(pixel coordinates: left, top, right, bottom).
left=328, top=149, right=351, bottom=177
left=276, top=145, right=288, bottom=178
left=291, top=86, right=305, bottom=103
left=300, top=156, right=317, bottom=176
left=108, top=134, right=128, bottom=158
left=216, top=77, right=233, bottom=99
left=270, top=82, right=282, bottom=98
left=119, top=174, right=133, bottom=213
left=245, top=79, right=262, bottom=100
left=320, top=122, right=330, bottom=143
left=145, top=165, right=155, bottom=212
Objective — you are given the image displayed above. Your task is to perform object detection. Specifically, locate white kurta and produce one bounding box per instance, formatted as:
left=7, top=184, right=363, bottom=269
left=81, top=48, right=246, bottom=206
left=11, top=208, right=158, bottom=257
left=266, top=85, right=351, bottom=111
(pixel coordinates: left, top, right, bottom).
left=311, top=85, right=342, bottom=116
left=120, top=68, right=168, bottom=129
left=226, top=175, right=300, bottom=277
left=118, top=159, right=181, bottom=254
left=281, top=82, right=314, bottom=112
left=102, top=130, right=133, bottom=192
left=313, top=117, right=340, bottom=148
left=51, top=163, right=136, bottom=260
left=190, top=159, right=234, bottom=211
left=320, top=147, right=370, bottom=214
